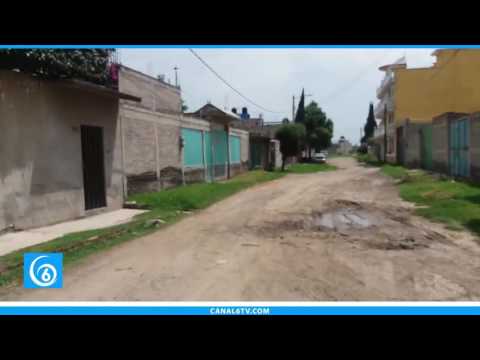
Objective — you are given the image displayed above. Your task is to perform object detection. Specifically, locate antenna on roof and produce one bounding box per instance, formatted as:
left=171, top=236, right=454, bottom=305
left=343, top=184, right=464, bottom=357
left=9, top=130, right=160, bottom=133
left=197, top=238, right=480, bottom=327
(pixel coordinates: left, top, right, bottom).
left=174, top=66, right=179, bottom=87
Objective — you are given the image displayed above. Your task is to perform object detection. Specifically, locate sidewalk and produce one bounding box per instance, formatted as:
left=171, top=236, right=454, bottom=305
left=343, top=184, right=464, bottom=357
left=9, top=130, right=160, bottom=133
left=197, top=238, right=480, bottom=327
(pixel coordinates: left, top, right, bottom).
left=0, top=209, right=147, bottom=256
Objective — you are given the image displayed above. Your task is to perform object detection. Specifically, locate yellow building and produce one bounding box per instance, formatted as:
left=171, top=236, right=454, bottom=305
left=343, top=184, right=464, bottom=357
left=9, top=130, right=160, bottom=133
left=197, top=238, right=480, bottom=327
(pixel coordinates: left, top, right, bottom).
left=394, top=49, right=480, bottom=124
left=375, top=49, right=480, bottom=164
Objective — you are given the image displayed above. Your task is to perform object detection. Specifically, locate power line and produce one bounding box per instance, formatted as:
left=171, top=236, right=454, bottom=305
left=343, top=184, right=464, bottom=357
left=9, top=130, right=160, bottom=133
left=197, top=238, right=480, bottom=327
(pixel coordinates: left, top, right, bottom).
left=320, top=50, right=394, bottom=104
left=188, top=48, right=287, bottom=114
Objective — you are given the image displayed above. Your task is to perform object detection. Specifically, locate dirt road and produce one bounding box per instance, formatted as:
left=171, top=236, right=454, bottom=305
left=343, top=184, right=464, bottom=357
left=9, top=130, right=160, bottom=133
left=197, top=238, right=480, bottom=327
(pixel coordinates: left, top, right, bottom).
left=3, top=157, right=480, bottom=300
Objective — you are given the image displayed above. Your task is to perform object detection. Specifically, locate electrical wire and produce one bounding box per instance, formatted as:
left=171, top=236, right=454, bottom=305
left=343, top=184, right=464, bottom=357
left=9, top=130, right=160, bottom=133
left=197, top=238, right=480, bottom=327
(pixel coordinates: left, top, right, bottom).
left=320, top=50, right=394, bottom=104
left=188, top=48, right=287, bottom=114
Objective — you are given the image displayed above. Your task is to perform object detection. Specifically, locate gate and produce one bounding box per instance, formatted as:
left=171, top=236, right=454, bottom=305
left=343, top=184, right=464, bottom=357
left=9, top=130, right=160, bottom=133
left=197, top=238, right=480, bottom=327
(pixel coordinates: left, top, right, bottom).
left=449, top=118, right=470, bottom=177
left=250, top=141, right=263, bottom=169
left=420, top=126, right=433, bottom=170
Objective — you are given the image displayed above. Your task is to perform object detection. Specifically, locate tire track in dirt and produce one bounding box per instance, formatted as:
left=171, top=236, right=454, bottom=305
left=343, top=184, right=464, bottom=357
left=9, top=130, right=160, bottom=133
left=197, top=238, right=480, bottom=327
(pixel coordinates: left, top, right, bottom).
left=2, top=157, right=480, bottom=300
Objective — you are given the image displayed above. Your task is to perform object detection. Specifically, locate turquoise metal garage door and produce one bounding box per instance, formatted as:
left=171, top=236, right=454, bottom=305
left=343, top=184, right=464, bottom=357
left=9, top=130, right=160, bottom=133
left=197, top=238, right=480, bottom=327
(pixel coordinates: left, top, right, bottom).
left=449, top=118, right=470, bottom=177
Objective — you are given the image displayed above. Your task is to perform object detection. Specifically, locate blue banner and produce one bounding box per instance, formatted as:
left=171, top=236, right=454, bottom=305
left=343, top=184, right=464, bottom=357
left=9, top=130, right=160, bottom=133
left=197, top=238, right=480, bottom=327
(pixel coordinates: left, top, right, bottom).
left=1, top=306, right=480, bottom=315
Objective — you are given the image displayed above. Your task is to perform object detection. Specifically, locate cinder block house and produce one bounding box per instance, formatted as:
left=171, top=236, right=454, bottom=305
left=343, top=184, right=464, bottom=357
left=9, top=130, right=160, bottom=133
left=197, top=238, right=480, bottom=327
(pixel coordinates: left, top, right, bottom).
left=0, top=63, right=252, bottom=231
left=117, top=66, right=250, bottom=195
left=0, top=69, right=140, bottom=231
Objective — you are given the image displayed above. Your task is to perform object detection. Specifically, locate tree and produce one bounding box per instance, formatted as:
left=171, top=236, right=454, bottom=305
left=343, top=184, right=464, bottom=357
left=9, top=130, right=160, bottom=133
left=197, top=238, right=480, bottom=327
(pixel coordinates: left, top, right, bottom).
left=294, top=89, right=305, bottom=124
left=303, top=101, right=333, bottom=159
left=0, top=49, right=115, bottom=86
left=275, top=123, right=306, bottom=171
left=311, top=127, right=332, bottom=153
left=181, top=99, right=188, bottom=112
left=361, top=102, right=377, bottom=144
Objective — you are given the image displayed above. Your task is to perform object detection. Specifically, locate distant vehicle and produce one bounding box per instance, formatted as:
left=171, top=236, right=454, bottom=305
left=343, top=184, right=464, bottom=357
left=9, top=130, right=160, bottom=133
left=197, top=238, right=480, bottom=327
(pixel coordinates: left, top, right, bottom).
left=313, top=153, right=326, bottom=163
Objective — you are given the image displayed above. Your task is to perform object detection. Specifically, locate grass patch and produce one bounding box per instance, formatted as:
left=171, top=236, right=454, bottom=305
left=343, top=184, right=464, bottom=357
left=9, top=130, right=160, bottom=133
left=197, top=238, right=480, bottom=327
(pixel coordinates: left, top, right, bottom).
left=382, top=166, right=480, bottom=238
left=281, top=163, right=337, bottom=174
left=356, top=153, right=383, bottom=167
left=381, top=165, right=409, bottom=179
left=0, top=170, right=284, bottom=288
left=355, top=154, right=480, bottom=237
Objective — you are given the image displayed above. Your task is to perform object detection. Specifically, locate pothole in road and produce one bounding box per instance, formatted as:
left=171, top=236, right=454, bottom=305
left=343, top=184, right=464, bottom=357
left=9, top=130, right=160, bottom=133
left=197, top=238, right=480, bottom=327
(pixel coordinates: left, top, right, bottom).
left=253, top=199, right=440, bottom=251
left=307, top=200, right=384, bottom=231
left=310, top=208, right=378, bottom=231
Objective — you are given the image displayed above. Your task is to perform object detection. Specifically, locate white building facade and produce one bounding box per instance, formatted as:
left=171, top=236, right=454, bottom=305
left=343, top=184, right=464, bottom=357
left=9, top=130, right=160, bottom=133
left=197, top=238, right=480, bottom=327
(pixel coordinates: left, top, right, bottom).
left=374, top=57, right=406, bottom=162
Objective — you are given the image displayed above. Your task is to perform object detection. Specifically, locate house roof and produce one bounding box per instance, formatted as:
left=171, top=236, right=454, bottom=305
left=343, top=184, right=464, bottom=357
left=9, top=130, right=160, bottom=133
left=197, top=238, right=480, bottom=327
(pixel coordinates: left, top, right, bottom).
left=60, top=78, right=141, bottom=102
left=191, top=103, right=241, bottom=124
left=379, top=56, right=407, bottom=71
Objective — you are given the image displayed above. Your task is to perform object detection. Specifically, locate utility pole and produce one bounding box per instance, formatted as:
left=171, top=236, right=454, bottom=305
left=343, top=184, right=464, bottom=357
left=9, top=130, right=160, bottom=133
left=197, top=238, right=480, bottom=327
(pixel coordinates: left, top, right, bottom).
left=383, top=104, right=387, bottom=163
left=292, top=95, right=296, bottom=122
left=174, top=66, right=179, bottom=87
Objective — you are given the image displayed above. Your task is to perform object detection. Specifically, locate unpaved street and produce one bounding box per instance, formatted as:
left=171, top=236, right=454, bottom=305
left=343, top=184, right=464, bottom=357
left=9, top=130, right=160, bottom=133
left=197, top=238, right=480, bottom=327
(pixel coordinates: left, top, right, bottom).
left=3, top=158, right=480, bottom=300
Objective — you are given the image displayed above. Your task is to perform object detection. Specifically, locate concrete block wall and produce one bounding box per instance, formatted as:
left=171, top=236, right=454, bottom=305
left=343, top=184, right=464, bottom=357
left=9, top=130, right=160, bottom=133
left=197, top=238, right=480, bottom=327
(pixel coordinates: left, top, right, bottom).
left=121, top=107, right=252, bottom=194
left=401, top=119, right=426, bottom=169
left=119, top=66, right=181, bottom=114
left=121, top=105, right=184, bottom=195
left=432, top=114, right=450, bottom=174
left=184, top=168, right=206, bottom=184
left=273, top=140, right=282, bottom=169
left=230, top=162, right=249, bottom=177
left=231, top=127, right=250, bottom=176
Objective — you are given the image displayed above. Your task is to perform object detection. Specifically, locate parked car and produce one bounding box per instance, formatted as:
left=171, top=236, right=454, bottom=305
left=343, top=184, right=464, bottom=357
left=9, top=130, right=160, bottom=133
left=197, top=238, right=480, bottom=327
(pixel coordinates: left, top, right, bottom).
left=313, top=153, right=327, bottom=163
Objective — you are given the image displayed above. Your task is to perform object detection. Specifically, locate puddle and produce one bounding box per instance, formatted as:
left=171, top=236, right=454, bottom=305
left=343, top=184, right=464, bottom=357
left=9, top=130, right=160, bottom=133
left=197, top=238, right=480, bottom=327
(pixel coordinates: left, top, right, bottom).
left=311, top=208, right=379, bottom=231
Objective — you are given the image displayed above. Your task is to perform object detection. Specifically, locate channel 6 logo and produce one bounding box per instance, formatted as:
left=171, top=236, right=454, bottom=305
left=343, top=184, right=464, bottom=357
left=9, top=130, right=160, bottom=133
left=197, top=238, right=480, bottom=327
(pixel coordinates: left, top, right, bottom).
left=24, top=253, right=63, bottom=289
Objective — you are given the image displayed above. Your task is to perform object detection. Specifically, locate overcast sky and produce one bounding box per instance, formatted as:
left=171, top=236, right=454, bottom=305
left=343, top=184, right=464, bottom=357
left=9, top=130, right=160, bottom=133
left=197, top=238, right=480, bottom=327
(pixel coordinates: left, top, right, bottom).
left=120, top=48, right=437, bottom=144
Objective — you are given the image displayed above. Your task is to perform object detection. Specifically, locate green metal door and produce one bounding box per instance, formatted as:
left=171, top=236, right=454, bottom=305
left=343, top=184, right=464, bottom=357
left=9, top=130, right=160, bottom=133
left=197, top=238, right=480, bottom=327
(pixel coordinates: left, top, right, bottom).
left=250, top=142, right=263, bottom=169
left=211, top=129, right=228, bottom=179
left=420, top=126, right=433, bottom=170
left=449, top=118, right=470, bottom=177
